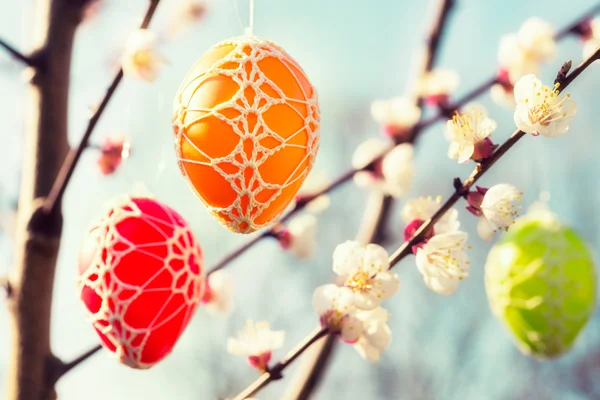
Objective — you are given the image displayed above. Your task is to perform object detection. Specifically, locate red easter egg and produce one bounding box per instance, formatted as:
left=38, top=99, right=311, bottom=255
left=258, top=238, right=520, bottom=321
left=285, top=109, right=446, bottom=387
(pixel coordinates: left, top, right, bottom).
left=78, top=195, right=204, bottom=369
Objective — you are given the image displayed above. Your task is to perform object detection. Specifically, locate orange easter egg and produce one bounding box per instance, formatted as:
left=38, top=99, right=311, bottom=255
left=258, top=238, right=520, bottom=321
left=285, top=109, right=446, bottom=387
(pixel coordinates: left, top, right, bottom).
left=172, top=35, right=320, bottom=234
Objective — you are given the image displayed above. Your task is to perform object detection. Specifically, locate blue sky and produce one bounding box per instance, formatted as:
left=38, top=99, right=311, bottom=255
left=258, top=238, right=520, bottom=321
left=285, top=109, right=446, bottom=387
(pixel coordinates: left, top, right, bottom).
left=1, top=0, right=600, bottom=399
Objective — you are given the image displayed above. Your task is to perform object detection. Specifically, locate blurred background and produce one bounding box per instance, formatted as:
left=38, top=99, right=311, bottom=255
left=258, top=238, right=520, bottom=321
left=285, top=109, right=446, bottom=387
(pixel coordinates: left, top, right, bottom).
left=1, top=0, right=600, bottom=399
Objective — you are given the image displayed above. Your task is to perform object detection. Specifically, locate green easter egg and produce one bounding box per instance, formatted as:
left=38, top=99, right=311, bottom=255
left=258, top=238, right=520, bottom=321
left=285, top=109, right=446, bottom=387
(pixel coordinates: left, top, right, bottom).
left=484, top=210, right=596, bottom=359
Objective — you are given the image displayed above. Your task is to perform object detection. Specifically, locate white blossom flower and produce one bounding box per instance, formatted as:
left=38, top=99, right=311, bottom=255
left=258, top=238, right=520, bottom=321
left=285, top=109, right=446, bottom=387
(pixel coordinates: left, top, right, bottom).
left=313, top=284, right=362, bottom=343
left=296, top=170, right=330, bottom=213
left=479, top=184, right=523, bottom=236
left=490, top=83, right=516, bottom=108
left=352, top=138, right=389, bottom=188
left=445, top=104, right=497, bottom=163
left=370, top=97, right=421, bottom=135
left=167, top=0, right=208, bottom=37
left=417, top=68, right=460, bottom=102
left=513, top=74, right=577, bottom=137
left=202, top=269, right=234, bottom=315
left=401, top=196, right=460, bottom=235
left=352, top=139, right=414, bottom=197
left=227, top=321, right=284, bottom=370
left=287, top=214, right=318, bottom=259
left=381, top=143, right=414, bottom=198
left=121, top=29, right=167, bottom=82
left=332, top=241, right=400, bottom=310
left=583, top=18, right=600, bottom=59
left=498, top=17, right=556, bottom=83
left=353, top=307, right=392, bottom=362
left=415, top=231, right=470, bottom=295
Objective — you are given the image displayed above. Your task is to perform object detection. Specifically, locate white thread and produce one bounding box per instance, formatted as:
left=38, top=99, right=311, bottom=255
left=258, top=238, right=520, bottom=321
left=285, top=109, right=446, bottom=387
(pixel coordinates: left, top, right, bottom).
left=78, top=195, right=205, bottom=369
left=248, top=0, right=254, bottom=35
left=172, top=35, right=320, bottom=233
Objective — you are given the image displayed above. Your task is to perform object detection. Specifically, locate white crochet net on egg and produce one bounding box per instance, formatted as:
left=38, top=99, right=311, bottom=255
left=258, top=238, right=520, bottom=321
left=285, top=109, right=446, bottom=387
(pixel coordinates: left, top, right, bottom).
left=173, top=35, right=320, bottom=233
left=78, top=195, right=204, bottom=369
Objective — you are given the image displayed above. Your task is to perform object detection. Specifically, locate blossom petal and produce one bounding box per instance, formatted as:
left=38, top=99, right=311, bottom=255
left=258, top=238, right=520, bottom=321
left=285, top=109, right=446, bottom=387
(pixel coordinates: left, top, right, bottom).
left=363, top=243, right=390, bottom=274
left=457, top=143, right=475, bottom=163
left=372, top=272, right=400, bottom=301
left=353, top=291, right=381, bottom=311
left=340, top=314, right=363, bottom=343
left=477, top=217, right=496, bottom=241
left=332, top=241, right=364, bottom=275
left=513, top=74, right=539, bottom=104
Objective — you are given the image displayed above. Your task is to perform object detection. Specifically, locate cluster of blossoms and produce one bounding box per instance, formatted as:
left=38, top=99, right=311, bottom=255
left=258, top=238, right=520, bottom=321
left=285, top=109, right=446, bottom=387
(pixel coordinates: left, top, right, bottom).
left=401, top=196, right=469, bottom=294
left=313, top=241, right=400, bottom=361
left=492, top=18, right=556, bottom=108
left=445, top=103, right=498, bottom=163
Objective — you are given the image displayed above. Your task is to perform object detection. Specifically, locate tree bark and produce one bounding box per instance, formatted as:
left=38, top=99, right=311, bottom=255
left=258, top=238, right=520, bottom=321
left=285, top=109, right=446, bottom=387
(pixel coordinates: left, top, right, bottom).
left=5, top=1, right=86, bottom=399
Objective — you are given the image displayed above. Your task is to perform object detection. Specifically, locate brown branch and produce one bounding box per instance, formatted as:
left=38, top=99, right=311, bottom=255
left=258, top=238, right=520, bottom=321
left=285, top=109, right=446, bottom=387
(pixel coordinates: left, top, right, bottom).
left=5, top=0, right=85, bottom=398
left=53, top=345, right=103, bottom=379
left=281, top=1, right=457, bottom=398
left=232, top=327, right=329, bottom=400
left=230, top=47, right=600, bottom=400
left=204, top=2, right=600, bottom=278
left=0, top=37, right=35, bottom=67
left=4, top=2, right=162, bottom=399
left=40, top=0, right=163, bottom=383
left=281, top=192, right=389, bottom=400
left=42, top=0, right=161, bottom=215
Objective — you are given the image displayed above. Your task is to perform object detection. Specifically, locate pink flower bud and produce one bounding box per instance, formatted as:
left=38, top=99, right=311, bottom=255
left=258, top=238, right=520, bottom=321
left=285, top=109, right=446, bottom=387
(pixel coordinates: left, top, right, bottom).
left=382, top=125, right=411, bottom=140
left=97, top=136, right=130, bottom=176
left=248, top=352, right=272, bottom=372
left=574, top=18, right=593, bottom=40
left=424, top=94, right=450, bottom=107
left=466, top=187, right=489, bottom=216
left=496, top=68, right=511, bottom=87
left=471, top=137, right=497, bottom=162
left=201, top=278, right=214, bottom=304
left=404, top=219, right=434, bottom=253
left=273, top=225, right=292, bottom=250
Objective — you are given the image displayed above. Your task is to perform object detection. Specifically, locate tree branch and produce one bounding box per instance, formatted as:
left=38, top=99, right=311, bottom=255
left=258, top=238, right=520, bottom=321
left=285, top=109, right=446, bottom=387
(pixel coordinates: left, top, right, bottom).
left=42, top=0, right=161, bottom=215
left=230, top=47, right=600, bottom=400
left=280, top=1, right=456, bottom=398
left=281, top=192, right=389, bottom=400
left=0, top=37, right=35, bottom=67
left=4, top=2, right=162, bottom=399
left=52, top=345, right=103, bottom=380
left=204, top=2, right=600, bottom=278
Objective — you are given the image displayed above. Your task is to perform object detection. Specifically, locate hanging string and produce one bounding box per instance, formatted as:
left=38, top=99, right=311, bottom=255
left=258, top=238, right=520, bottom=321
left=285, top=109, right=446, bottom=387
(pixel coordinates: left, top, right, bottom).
left=248, top=0, right=254, bottom=35
left=234, top=0, right=255, bottom=36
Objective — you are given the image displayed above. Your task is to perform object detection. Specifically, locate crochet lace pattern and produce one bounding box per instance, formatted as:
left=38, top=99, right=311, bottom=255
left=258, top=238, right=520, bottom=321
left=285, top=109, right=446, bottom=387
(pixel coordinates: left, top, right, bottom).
left=78, top=195, right=205, bottom=369
left=173, top=35, right=320, bottom=233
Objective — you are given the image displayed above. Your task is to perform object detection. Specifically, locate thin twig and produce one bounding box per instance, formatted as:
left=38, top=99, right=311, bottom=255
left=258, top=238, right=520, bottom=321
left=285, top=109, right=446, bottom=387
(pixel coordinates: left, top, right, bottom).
left=0, top=37, right=34, bottom=66
left=42, top=0, right=161, bottom=215
left=232, top=327, right=328, bottom=400
left=0, top=275, right=12, bottom=298
left=55, top=345, right=103, bottom=379
left=231, top=47, right=600, bottom=400
left=204, top=3, right=600, bottom=277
